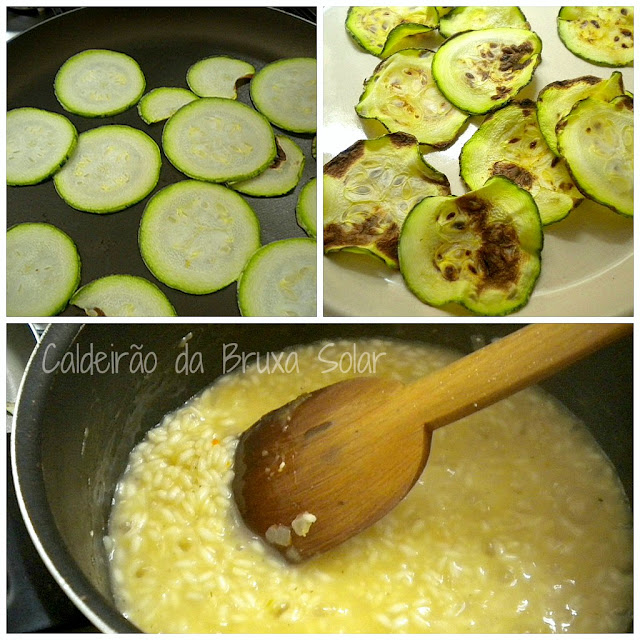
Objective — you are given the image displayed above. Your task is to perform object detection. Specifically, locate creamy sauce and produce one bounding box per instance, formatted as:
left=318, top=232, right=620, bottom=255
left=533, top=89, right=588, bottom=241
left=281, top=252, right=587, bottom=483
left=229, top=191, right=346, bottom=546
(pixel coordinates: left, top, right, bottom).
left=107, top=339, right=632, bottom=633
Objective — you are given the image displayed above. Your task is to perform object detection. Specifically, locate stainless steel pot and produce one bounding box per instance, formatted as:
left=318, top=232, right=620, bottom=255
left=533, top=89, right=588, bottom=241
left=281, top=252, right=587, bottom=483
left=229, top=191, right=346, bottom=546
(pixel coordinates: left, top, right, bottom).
left=11, top=323, right=632, bottom=633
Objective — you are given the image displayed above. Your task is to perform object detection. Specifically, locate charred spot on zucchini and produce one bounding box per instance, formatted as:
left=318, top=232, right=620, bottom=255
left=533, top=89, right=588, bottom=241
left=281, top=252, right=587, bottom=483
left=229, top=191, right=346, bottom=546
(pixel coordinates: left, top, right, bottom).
left=323, top=132, right=450, bottom=268
left=345, top=7, right=439, bottom=58
left=557, top=7, right=633, bottom=68
left=432, top=28, right=542, bottom=115
left=460, top=100, right=583, bottom=225
left=398, top=176, right=543, bottom=316
left=439, top=7, right=529, bottom=39
left=537, top=72, right=626, bottom=156
left=355, top=49, right=469, bottom=148
left=557, top=95, right=633, bottom=217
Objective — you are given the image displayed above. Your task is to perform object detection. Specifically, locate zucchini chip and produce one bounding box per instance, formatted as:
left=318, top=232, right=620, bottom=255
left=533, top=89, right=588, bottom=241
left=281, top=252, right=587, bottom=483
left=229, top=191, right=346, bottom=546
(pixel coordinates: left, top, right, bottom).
left=557, top=7, right=633, bottom=68
left=399, top=176, right=543, bottom=316
left=345, top=7, right=439, bottom=58
left=439, top=7, right=529, bottom=39
left=432, top=28, right=542, bottom=115
left=557, top=95, right=633, bottom=217
left=460, top=100, right=583, bottom=225
left=323, top=132, right=450, bottom=268
left=537, top=72, right=625, bottom=156
left=355, top=49, right=469, bottom=148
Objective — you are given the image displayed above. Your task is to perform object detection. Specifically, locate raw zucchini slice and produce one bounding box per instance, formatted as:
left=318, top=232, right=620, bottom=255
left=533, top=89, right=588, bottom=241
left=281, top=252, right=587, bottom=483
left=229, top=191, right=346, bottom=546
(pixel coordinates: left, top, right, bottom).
left=162, top=97, right=276, bottom=183
left=296, top=177, right=317, bottom=237
left=399, top=176, right=543, bottom=316
left=557, top=95, right=633, bottom=217
left=250, top=58, right=317, bottom=133
left=537, top=72, right=625, bottom=156
left=70, top=274, right=176, bottom=316
left=187, top=56, right=255, bottom=99
left=230, top=136, right=305, bottom=197
left=7, top=222, right=81, bottom=316
left=137, top=87, right=198, bottom=124
left=139, top=180, right=261, bottom=294
left=7, top=107, right=77, bottom=186
left=54, top=49, right=146, bottom=117
left=345, top=7, right=439, bottom=58
left=432, top=28, right=542, bottom=115
left=54, top=125, right=161, bottom=213
left=439, top=6, right=529, bottom=39
left=323, top=132, right=450, bottom=268
left=237, top=238, right=316, bottom=317
left=355, top=49, right=469, bottom=148
left=557, top=7, right=633, bottom=67
left=460, top=100, right=583, bottom=225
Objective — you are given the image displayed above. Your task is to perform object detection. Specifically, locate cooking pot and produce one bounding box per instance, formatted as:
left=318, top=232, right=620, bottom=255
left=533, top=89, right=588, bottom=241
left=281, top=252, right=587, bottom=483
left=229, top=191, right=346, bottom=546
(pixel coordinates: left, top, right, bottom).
left=11, top=323, right=633, bottom=633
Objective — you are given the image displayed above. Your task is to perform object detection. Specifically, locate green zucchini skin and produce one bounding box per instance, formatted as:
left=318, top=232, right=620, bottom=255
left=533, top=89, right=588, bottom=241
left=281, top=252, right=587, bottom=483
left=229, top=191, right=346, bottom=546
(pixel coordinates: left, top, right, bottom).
left=460, top=100, right=583, bottom=226
left=432, top=28, right=542, bottom=115
left=556, top=95, right=633, bottom=218
left=399, top=176, right=543, bottom=316
left=323, top=132, right=450, bottom=268
left=557, top=7, right=633, bottom=68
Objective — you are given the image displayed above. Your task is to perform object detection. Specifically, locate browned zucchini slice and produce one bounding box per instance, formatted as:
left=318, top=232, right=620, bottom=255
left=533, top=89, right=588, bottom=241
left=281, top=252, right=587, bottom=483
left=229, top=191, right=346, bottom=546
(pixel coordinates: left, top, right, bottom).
left=323, top=132, right=450, bottom=268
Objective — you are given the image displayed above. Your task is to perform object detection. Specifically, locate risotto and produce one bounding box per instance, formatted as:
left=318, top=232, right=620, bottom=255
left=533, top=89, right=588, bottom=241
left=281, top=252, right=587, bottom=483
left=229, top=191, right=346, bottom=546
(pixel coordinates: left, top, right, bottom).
left=106, top=339, right=632, bottom=633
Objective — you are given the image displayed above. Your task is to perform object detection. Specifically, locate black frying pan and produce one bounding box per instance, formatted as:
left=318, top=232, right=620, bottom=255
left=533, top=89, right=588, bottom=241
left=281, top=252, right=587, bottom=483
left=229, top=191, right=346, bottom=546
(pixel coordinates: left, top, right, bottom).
left=7, top=7, right=316, bottom=317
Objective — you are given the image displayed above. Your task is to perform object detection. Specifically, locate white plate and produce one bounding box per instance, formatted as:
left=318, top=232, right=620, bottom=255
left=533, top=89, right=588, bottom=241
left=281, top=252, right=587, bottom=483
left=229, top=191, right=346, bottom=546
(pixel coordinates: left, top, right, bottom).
left=323, top=6, right=634, bottom=317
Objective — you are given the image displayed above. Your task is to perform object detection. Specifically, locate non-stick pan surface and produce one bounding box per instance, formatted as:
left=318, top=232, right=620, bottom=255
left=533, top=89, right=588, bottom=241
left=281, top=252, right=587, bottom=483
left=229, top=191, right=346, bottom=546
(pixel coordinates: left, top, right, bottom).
left=7, top=7, right=316, bottom=317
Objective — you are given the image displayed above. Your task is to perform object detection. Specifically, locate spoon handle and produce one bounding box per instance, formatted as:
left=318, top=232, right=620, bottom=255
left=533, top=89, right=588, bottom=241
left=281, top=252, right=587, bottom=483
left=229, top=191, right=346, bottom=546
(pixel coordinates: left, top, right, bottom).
left=396, top=323, right=631, bottom=433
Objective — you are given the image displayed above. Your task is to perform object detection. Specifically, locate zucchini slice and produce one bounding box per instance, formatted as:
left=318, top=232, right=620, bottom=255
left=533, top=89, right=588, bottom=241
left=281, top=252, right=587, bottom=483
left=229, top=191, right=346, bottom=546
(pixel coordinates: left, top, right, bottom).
left=162, top=97, right=277, bottom=183
left=137, top=87, right=198, bottom=124
left=432, top=28, right=542, bottom=115
left=355, top=49, right=469, bottom=148
left=557, top=7, right=633, bottom=68
left=296, top=177, right=317, bottom=238
left=460, top=100, right=583, bottom=225
left=399, top=176, right=543, bottom=316
left=53, top=124, right=162, bottom=213
left=230, top=136, right=305, bottom=197
left=187, top=56, right=255, bottom=99
left=439, top=7, right=529, bottom=39
left=53, top=125, right=161, bottom=213
left=323, top=132, right=450, bottom=268
left=345, top=7, right=439, bottom=58
left=7, top=222, right=81, bottom=316
left=237, top=238, right=316, bottom=317
left=7, top=107, right=77, bottom=186
left=557, top=95, right=633, bottom=217
left=537, top=72, right=625, bottom=156
left=54, top=49, right=146, bottom=117
left=250, top=58, right=317, bottom=134
left=70, top=274, right=176, bottom=317
left=139, top=180, right=261, bottom=294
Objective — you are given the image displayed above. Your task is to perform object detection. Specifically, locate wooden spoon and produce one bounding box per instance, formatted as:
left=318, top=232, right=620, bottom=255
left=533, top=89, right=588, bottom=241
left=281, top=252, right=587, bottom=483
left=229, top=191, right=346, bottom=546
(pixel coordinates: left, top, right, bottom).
left=232, top=323, right=631, bottom=562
